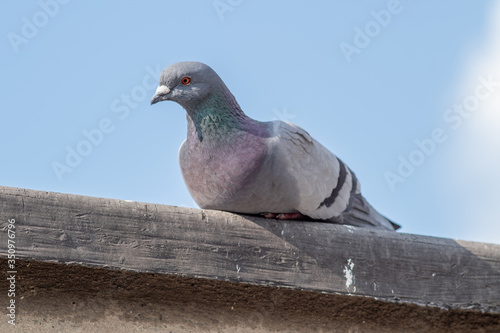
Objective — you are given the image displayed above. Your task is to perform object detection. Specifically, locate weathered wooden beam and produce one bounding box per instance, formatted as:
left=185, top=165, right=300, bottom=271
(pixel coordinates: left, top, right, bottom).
left=0, top=186, right=499, bottom=313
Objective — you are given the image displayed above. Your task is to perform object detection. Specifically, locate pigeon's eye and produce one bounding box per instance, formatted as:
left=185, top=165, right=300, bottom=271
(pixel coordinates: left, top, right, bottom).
left=181, top=77, right=191, bottom=85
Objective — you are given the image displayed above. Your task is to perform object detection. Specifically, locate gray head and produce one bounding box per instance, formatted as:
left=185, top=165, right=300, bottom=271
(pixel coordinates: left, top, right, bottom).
left=150, top=61, right=227, bottom=109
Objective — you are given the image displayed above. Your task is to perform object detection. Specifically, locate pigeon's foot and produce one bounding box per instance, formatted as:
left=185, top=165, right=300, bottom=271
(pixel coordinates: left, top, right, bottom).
left=260, top=212, right=305, bottom=220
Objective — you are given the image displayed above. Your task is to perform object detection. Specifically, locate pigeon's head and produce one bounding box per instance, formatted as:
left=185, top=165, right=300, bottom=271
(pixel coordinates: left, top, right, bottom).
left=151, top=61, right=223, bottom=108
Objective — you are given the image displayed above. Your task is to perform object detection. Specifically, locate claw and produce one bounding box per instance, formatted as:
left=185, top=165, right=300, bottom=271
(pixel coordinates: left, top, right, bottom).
left=261, top=212, right=306, bottom=220
left=276, top=212, right=305, bottom=220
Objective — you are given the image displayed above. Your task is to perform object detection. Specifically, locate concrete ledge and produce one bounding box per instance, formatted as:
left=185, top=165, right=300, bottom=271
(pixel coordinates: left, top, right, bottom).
left=0, top=186, right=500, bottom=330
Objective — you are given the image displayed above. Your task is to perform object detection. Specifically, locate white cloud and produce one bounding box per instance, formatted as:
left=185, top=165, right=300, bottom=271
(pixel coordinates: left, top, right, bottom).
left=446, top=2, right=500, bottom=244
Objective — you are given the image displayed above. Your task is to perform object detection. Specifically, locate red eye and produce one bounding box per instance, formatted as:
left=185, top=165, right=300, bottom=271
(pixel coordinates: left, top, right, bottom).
left=181, top=77, right=191, bottom=85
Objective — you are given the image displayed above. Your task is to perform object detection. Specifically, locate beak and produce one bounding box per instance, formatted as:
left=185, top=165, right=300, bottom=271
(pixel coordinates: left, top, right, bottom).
left=151, top=85, right=171, bottom=105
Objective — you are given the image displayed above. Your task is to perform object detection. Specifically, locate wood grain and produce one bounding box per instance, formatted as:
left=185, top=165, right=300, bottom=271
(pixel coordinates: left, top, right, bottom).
left=0, top=186, right=499, bottom=313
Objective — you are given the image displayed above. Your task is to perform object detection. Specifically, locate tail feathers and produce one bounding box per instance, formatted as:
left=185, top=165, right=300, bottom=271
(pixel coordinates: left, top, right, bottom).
left=386, top=217, right=401, bottom=231
left=340, top=194, right=399, bottom=231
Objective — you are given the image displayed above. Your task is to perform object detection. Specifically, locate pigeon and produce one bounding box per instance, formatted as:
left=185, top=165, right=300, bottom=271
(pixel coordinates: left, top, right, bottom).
left=151, top=61, right=399, bottom=231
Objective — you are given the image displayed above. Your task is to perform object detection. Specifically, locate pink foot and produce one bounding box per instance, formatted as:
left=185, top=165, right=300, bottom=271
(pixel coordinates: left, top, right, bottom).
left=261, top=212, right=305, bottom=220
left=277, top=212, right=305, bottom=220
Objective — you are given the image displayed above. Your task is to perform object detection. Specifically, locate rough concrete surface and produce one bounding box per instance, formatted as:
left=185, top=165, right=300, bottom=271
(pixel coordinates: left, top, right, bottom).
left=0, top=260, right=498, bottom=333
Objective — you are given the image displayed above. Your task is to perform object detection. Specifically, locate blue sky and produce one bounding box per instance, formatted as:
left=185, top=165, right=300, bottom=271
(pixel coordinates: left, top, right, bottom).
left=1, top=1, right=499, bottom=244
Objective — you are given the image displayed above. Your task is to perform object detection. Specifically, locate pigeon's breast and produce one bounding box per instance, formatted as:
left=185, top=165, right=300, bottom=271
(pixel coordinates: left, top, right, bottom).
left=178, top=132, right=270, bottom=211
